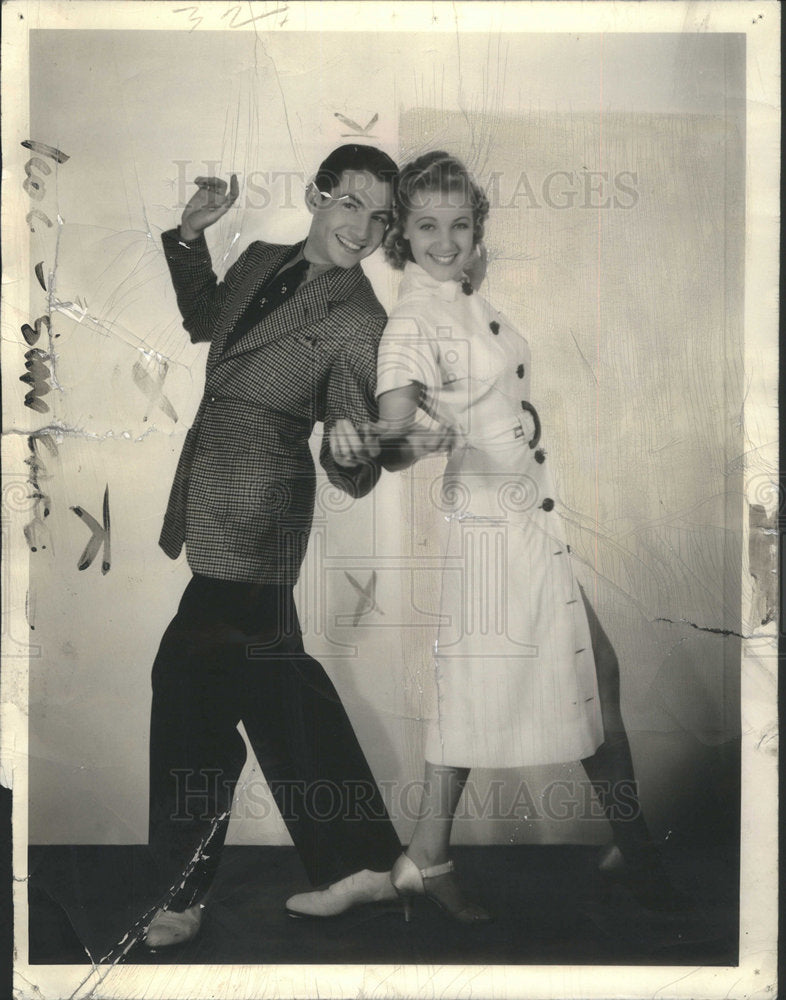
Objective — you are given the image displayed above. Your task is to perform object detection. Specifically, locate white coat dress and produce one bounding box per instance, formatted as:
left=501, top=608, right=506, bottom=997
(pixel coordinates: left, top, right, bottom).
left=377, top=261, right=604, bottom=768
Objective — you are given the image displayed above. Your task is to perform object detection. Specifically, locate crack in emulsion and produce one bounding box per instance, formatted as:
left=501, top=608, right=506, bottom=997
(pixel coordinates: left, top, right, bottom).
left=63, top=810, right=231, bottom=997
left=47, top=208, right=65, bottom=391
left=68, top=748, right=272, bottom=983
left=653, top=616, right=764, bottom=640
left=3, top=422, right=172, bottom=443
left=49, top=298, right=189, bottom=373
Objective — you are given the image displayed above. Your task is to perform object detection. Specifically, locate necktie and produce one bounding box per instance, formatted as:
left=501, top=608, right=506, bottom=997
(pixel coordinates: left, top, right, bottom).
left=224, top=256, right=311, bottom=351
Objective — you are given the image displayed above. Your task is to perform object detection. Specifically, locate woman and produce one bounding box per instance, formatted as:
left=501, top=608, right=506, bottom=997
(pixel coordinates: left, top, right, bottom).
left=375, top=151, right=677, bottom=923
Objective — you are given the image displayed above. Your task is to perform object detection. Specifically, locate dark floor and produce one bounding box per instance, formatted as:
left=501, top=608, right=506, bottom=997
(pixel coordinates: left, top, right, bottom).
left=28, top=843, right=739, bottom=967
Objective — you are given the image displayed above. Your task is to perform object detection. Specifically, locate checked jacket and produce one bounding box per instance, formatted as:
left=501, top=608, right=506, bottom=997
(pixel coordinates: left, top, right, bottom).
left=158, top=229, right=385, bottom=584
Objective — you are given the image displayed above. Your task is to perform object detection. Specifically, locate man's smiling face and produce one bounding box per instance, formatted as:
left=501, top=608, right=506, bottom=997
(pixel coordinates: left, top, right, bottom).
left=304, top=170, right=393, bottom=269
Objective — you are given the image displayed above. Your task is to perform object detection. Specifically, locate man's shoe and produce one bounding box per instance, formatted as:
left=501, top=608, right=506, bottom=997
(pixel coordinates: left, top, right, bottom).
left=286, top=868, right=397, bottom=919
left=143, top=903, right=203, bottom=948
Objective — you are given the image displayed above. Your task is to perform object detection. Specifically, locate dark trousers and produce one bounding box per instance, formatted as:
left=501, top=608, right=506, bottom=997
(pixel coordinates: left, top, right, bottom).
left=148, top=575, right=401, bottom=912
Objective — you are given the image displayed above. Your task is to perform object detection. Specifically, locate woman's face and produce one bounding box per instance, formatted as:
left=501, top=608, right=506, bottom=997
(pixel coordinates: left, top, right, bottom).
left=402, top=188, right=475, bottom=283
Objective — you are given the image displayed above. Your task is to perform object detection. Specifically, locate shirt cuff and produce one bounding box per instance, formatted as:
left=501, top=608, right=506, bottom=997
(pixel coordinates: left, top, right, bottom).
left=161, top=227, right=208, bottom=251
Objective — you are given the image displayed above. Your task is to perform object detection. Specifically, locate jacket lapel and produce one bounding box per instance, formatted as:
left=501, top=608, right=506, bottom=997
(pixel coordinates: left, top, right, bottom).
left=219, top=258, right=366, bottom=362
left=212, top=243, right=296, bottom=358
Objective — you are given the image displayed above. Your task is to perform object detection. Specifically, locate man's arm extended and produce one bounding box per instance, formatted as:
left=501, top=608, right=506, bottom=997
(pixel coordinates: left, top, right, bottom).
left=160, top=174, right=243, bottom=343
left=320, top=334, right=383, bottom=499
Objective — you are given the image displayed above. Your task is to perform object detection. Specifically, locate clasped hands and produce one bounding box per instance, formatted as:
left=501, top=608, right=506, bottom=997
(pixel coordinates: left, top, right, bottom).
left=329, top=419, right=454, bottom=470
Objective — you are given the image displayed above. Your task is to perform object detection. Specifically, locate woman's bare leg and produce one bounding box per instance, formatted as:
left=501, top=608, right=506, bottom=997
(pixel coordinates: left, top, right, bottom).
left=406, top=762, right=469, bottom=867
left=400, top=762, right=490, bottom=919
left=579, top=588, right=655, bottom=865
left=579, top=587, right=686, bottom=908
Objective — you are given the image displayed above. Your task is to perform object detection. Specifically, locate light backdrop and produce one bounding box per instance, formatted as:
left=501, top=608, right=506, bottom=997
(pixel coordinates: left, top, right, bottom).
left=20, top=28, right=746, bottom=852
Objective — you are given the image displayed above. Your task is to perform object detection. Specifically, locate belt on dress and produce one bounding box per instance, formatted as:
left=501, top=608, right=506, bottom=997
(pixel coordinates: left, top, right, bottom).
left=462, top=402, right=542, bottom=449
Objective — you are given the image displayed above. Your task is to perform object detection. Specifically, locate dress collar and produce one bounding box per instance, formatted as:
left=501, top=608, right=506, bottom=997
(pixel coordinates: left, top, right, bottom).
left=400, top=261, right=463, bottom=302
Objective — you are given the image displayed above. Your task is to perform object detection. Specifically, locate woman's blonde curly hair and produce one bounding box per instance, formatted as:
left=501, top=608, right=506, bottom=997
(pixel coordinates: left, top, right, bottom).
left=383, top=151, right=489, bottom=270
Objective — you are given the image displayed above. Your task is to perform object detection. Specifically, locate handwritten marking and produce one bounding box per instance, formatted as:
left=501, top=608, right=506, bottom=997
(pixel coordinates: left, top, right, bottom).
left=174, top=4, right=288, bottom=30
left=344, top=570, right=385, bottom=626
left=70, top=486, right=111, bottom=573
left=173, top=5, right=203, bottom=30
left=23, top=157, right=51, bottom=200
left=20, top=142, right=69, bottom=555
left=19, top=349, right=52, bottom=413
left=26, top=209, right=53, bottom=232
left=221, top=4, right=289, bottom=27
left=334, top=112, right=379, bottom=137
left=21, top=316, right=50, bottom=347
left=23, top=433, right=58, bottom=553
left=132, top=358, right=178, bottom=423
left=21, top=140, right=69, bottom=164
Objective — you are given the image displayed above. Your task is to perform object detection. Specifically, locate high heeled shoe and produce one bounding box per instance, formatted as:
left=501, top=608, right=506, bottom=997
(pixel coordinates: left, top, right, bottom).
left=390, top=854, right=492, bottom=924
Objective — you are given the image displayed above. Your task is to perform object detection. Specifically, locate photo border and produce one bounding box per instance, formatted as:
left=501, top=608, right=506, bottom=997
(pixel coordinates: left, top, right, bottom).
left=1, top=2, right=778, bottom=997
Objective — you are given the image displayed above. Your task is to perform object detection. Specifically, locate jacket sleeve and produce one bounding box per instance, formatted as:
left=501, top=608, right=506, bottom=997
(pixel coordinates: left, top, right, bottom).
left=160, top=228, right=258, bottom=344
left=319, top=314, right=383, bottom=499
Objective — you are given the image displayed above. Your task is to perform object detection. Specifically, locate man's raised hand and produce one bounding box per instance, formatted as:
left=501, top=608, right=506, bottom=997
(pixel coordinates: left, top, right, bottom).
left=180, top=174, right=240, bottom=241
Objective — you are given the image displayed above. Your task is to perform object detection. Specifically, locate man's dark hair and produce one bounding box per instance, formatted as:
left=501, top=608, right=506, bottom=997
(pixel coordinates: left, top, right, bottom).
left=313, top=144, right=398, bottom=195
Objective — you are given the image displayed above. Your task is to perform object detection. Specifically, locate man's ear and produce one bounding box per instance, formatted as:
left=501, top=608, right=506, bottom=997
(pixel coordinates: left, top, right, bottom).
left=304, top=181, right=324, bottom=216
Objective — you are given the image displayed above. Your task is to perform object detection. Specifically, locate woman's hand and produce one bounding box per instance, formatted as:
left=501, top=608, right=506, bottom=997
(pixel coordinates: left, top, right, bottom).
left=403, top=425, right=455, bottom=459
left=374, top=420, right=454, bottom=471
left=180, top=174, right=240, bottom=241
left=376, top=384, right=452, bottom=471
left=463, top=241, right=488, bottom=291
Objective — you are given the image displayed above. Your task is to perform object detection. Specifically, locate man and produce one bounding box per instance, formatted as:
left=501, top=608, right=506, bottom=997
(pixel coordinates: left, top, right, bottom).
left=144, top=145, right=402, bottom=948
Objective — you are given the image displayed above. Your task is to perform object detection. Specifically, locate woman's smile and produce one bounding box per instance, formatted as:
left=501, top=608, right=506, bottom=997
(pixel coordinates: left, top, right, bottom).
left=403, top=191, right=475, bottom=282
